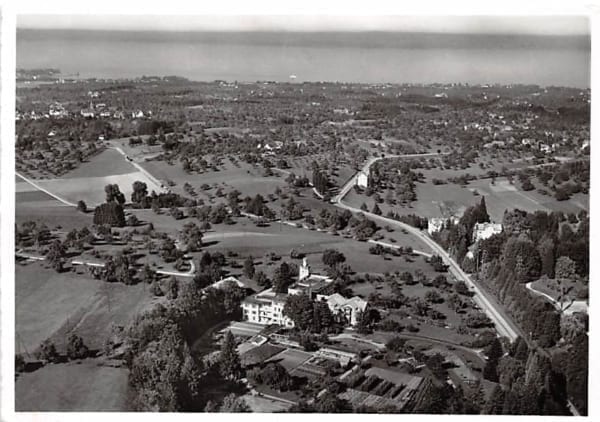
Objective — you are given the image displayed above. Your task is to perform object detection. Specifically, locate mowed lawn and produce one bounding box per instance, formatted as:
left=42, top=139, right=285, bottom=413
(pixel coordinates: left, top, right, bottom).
left=16, top=262, right=155, bottom=354
left=15, top=358, right=129, bottom=411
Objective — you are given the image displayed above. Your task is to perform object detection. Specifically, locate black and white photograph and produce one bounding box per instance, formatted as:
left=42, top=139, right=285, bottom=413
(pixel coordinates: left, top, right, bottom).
left=0, top=1, right=596, bottom=419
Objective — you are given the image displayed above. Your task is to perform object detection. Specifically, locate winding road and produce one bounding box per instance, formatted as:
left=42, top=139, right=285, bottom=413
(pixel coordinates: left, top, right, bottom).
left=332, top=152, right=520, bottom=342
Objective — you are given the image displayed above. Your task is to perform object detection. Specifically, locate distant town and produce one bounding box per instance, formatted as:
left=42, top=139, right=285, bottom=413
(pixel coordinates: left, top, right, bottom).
left=15, top=71, right=589, bottom=415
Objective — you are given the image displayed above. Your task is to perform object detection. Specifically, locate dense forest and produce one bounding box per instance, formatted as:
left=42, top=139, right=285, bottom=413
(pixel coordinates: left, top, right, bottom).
left=432, top=199, right=588, bottom=414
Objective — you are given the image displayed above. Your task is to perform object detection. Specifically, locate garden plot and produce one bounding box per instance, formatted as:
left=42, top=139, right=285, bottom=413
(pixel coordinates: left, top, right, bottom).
left=266, top=348, right=313, bottom=372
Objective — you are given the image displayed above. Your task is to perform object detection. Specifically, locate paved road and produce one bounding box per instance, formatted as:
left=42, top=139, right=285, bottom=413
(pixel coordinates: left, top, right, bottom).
left=332, top=152, right=520, bottom=342
left=367, top=239, right=432, bottom=258
left=525, top=282, right=588, bottom=315
left=108, top=145, right=166, bottom=192
left=332, top=152, right=443, bottom=203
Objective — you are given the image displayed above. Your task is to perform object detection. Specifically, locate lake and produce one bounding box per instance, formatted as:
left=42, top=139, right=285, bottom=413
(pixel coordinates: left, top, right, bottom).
left=16, top=30, right=590, bottom=88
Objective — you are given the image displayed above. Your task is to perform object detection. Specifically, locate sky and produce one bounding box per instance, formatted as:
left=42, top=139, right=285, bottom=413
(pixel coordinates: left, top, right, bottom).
left=17, top=15, right=590, bottom=35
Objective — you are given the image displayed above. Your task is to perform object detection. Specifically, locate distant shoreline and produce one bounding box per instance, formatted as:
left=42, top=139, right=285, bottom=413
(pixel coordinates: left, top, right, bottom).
left=16, top=28, right=591, bottom=50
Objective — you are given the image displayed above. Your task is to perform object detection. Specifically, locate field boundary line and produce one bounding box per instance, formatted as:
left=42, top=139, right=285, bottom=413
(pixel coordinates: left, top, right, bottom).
left=16, top=172, right=76, bottom=207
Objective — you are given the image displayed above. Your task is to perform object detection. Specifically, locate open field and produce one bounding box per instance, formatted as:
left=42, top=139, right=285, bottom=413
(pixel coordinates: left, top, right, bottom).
left=36, top=171, right=162, bottom=207
left=15, top=358, right=129, bottom=411
left=347, top=175, right=588, bottom=223
left=141, top=157, right=287, bottom=199
left=62, top=148, right=137, bottom=178
left=20, top=147, right=163, bottom=207
left=16, top=261, right=156, bottom=354
left=16, top=200, right=93, bottom=231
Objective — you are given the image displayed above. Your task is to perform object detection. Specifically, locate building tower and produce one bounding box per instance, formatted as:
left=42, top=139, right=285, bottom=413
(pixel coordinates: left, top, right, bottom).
left=299, top=257, right=310, bottom=281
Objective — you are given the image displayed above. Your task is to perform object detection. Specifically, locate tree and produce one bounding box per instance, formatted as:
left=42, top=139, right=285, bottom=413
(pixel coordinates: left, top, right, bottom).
left=219, top=394, right=250, bottom=412
left=253, top=271, right=271, bottom=289
left=447, top=293, right=464, bottom=312
left=181, top=222, right=203, bottom=252
left=483, top=338, right=503, bottom=382
left=67, top=333, right=89, bottom=360
left=105, top=184, right=125, bottom=204
left=93, top=202, right=126, bottom=227
left=247, top=362, right=294, bottom=391
left=356, top=308, right=380, bottom=334
left=283, top=294, right=314, bottom=330
left=425, top=290, right=443, bottom=304
left=429, top=255, right=448, bottom=272
left=502, top=237, right=542, bottom=283
left=454, top=280, right=470, bottom=295
left=385, top=336, right=407, bottom=352
left=322, top=249, right=346, bottom=268
left=426, top=353, right=446, bottom=379
left=273, top=262, right=294, bottom=293
left=76, top=200, right=87, bottom=213
left=243, top=256, right=255, bottom=279
left=46, top=239, right=66, bottom=272
left=314, top=392, right=351, bottom=413
left=15, top=354, right=25, bottom=373
left=219, top=331, right=242, bottom=381
left=554, top=256, right=578, bottom=312
left=127, top=214, right=140, bottom=227
left=141, top=264, right=156, bottom=284
left=37, top=339, right=59, bottom=363
left=150, top=280, right=164, bottom=296
left=537, top=235, right=556, bottom=278
left=131, top=181, right=148, bottom=206
left=166, top=276, right=179, bottom=300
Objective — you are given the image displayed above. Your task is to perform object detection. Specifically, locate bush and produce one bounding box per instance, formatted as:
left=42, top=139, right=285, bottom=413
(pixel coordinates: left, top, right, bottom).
left=385, top=336, right=407, bottom=352
left=15, top=354, right=25, bottom=372
left=150, top=280, right=164, bottom=296
left=76, top=200, right=87, bottom=213
left=67, top=334, right=89, bottom=360
left=37, top=339, right=59, bottom=363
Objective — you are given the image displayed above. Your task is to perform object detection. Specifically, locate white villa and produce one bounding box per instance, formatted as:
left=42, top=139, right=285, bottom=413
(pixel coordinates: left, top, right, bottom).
left=472, top=222, right=503, bottom=242
left=323, top=293, right=368, bottom=326
left=241, top=288, right=295, bottom=327
left=356, top=169, right=369, bottom=188
left=241, top=258, right=368, bottom=327
left=427, top=217, right=460, bottom=235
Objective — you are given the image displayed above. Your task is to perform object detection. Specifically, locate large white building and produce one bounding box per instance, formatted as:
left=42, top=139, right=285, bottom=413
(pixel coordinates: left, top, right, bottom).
left=241, top=258, right=368, bottom=327
left=241, top=288, right=295, bottom=327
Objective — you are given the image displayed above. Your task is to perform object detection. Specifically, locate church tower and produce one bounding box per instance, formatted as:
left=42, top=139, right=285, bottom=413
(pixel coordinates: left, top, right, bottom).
left=299, top=257, right=310, bottom=281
